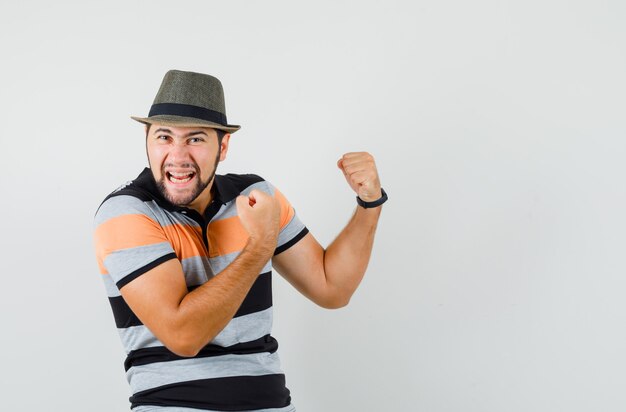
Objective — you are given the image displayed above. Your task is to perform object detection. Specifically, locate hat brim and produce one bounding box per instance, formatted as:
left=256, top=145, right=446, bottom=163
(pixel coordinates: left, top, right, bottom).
left=131, top=114, right=241, bottom=133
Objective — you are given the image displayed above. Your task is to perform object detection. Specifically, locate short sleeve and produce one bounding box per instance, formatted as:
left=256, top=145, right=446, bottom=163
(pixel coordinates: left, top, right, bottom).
left=93, top=195, right=177, bottom=289
left=268, top=183, right=309, bottom=255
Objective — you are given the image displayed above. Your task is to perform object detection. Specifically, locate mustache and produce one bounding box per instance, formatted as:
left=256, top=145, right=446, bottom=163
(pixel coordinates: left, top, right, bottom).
left=162, top=162, right=200, bottom=174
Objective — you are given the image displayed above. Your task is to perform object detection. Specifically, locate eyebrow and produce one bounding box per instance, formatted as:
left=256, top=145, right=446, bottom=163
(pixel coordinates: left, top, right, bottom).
left=153, top=128, right=208, bottom=138
left=185, top=130, right=209, bottom=137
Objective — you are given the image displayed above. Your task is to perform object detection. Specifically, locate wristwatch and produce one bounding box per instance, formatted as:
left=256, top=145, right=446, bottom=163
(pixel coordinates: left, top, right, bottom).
left=356, top=188, right=388, bottom=209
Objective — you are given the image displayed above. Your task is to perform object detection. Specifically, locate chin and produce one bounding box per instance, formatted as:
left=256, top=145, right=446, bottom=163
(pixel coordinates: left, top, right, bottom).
left=169, top=193, right=195, bottom=206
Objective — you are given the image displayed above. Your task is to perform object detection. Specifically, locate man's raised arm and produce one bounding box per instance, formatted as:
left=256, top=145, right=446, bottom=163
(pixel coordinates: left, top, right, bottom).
left=273, top=151, right=385, bottom=308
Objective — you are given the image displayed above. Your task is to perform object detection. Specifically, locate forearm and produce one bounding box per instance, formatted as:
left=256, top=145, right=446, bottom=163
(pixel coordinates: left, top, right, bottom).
left=323, top=205, right=382, bottom=306
left=172, top=239, right=273, bottom=355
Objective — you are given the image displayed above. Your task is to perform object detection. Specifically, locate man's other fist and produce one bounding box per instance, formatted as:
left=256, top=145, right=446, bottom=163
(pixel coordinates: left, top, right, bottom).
left=337, top=152, right=382, bottom=202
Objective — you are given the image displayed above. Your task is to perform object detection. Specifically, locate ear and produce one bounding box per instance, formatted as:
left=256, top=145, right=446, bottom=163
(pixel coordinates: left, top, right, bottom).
left=219, top=133, right=231, bottom=162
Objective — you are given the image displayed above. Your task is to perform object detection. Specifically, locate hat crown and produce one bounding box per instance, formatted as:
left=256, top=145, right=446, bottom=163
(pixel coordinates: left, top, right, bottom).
left=153, top=70, right=226, bottom=115
left=131, top=69, right=240, bottom=133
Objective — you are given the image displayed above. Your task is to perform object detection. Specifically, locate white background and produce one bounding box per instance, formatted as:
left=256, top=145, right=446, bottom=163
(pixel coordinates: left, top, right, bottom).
left=1, top=1, right=625, bottom=411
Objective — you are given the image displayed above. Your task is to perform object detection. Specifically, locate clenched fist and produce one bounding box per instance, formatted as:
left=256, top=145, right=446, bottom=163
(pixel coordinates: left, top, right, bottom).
left=236, top=189, right=281, bottom=246
left=337, top=152, right=382, bottom=202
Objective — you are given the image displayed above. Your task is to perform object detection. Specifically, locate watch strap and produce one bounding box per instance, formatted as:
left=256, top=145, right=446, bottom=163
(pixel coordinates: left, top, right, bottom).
left=356, top=188, right=388, bottom=209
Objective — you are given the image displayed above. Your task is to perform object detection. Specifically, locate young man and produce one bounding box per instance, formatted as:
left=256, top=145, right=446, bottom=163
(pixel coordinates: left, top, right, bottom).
left=93, top=70, right=387, bottom=411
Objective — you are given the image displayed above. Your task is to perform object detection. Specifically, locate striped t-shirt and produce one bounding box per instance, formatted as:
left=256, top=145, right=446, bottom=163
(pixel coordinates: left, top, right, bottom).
left=93, top=168, right=308, bottom=411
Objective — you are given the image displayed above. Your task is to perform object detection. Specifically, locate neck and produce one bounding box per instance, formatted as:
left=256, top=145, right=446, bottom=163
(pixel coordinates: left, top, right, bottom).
left=186, top=178, right=215, bottom=214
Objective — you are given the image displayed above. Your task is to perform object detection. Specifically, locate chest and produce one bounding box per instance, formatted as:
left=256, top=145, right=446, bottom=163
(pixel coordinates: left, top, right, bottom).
left=161, top=209, right=252, bottom=283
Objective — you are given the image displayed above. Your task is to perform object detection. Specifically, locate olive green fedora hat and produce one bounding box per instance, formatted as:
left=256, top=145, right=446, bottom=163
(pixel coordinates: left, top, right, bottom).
left=131, top=70, right=241, bottom=133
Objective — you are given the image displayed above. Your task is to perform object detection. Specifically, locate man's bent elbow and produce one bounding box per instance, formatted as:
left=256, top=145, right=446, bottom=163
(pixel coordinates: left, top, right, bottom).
left=321, top=300, right=350, bottom=310
left=163, top=330, right=211, bottom=358
left=318, top=292, right=351, bottom=310
left=166, top=338, right=202, bottom=358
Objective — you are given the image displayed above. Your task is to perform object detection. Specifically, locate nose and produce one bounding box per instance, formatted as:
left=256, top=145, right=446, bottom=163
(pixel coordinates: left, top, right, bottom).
left=167, top=141, right=192, bottom=165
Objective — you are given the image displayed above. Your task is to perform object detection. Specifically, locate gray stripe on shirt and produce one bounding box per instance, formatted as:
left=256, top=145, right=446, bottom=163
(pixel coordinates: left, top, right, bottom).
left=181, top=255, right=213, bottom=286
left=276, top=213, right=306, bottom=248
left=118, top=307, right=273, bottom=353
left=209, top=251, right=272, bottom=276
left=127, top=351, right=284, bottom=393
left=211, top=307, right=273, bottom=347
left=118, top=325, right=163, bottom=353
left=104, top=241, right=175, bottom=284
left=103, top=255, right=214, bottom=298
left=96, top=196, right=200, bottom=229
left=102, top=273, right=120, bottom=297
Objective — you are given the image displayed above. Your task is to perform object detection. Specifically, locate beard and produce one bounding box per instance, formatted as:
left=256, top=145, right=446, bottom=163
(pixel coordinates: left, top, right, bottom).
left=156, top=150, right=221, bottom=207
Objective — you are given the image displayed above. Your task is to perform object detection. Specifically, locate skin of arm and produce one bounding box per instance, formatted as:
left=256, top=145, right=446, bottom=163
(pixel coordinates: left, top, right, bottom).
left=119, top=189, right=281, bottom=357
left=272, top=151, right=383, bottom=309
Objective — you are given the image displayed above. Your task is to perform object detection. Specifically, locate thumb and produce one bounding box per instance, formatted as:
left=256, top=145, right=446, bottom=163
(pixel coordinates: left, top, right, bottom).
left=247, top=190, right=262, bottom=206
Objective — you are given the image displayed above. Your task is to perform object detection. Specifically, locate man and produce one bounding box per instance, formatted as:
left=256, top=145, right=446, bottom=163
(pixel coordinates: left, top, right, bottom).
left=93, top=70, right=387, bottom=411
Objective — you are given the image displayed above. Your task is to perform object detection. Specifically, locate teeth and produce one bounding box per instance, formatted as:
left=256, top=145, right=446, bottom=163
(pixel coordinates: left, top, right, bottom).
left=170, top=175, right=192, bottom=183
left=167, top=171, right=194, bottom=183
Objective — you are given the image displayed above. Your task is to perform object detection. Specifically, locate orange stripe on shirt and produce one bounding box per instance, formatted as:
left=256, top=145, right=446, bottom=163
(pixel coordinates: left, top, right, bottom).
left=94, top=214, right=206, bottom=264
left=162, top=223, right=206, bottom=260
left=207, top=216, right=249, bottom=258
left=273, top=188, right=295, bottom=230
left=94, top=214, right=167, bottom=261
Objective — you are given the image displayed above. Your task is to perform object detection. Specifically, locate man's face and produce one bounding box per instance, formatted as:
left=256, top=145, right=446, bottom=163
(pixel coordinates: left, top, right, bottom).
left=146, top=124, right=230, bottom=211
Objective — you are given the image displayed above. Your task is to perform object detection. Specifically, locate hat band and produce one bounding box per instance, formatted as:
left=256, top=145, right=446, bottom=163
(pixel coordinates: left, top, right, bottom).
left=148, top=103, right=227, bottom=125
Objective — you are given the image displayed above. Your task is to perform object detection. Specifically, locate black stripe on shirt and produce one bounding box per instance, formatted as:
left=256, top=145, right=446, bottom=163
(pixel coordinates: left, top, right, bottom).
left=109, top=296, right=142, bottom=328
left=116, top=253, right=178, bottom=289
left=223, top=173, right=265, bottom=193
left=112, top=270, right=274, bottom=329
left=234, top=271, right=272, bottom=318
left=274, top=227, right=309, bottom=255
left=124, top=334, right=279, bottom=371
left=130, top=373, right=291, bottom=411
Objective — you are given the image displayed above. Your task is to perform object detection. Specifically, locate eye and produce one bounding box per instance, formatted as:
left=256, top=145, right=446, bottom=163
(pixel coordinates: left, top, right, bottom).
left=156, top=135, right=171, bottom=141
left=188, top=137, right=205, bottom=144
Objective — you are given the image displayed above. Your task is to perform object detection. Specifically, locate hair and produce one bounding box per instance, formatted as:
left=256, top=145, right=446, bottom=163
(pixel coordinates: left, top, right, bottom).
left=216, top=129, right=226, bottom=146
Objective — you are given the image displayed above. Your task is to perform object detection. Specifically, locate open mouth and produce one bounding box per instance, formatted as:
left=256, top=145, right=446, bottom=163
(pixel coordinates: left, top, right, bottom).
left=166, top=171, right=196, bottom=184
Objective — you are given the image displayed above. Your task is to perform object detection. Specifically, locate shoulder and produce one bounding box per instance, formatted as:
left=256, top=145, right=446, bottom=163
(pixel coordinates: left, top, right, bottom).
left=94, top=182, right=157, bottom=228
left=95, top=195, right=156, bottom=228
left=218, top=173, right=279, bottom=197
left=221, top=173, right=265, bottom=190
